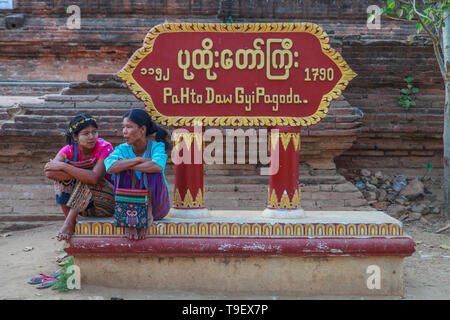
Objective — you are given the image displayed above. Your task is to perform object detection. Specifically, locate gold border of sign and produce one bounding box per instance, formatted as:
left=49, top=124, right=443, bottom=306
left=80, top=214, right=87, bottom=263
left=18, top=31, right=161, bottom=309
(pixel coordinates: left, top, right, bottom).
left=117, top=23, right=357, bottom=127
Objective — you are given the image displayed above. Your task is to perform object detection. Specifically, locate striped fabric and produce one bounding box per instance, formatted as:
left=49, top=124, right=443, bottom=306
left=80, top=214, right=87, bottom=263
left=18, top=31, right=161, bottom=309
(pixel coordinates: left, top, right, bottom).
left=115, top=188, right=148, bottom=204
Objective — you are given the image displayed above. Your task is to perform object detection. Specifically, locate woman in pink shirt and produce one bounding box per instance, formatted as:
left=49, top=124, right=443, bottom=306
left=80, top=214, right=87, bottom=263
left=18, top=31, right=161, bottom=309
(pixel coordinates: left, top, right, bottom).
left=44, top=114, right=114, bottom=241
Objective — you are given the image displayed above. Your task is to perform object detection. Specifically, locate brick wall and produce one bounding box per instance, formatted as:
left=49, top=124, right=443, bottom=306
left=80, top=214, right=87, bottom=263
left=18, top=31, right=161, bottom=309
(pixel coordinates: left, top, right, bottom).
left=0, top=0, right=446, bottom=175
left=0, top=87, right=366, bottom=223
left=336, top=36, right=444, bottom=174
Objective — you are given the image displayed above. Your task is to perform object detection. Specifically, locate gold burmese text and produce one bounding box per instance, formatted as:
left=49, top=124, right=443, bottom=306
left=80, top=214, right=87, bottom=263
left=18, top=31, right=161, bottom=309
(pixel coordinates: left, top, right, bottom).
left=177, top=38, right=300, bottom=81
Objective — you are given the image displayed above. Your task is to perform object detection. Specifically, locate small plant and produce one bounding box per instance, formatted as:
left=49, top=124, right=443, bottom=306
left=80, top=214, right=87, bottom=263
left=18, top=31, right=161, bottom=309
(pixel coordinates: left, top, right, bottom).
left=423, top=162, right=433, bottom=173
left=223, top=16, right=233, bottom=24
left=420, top=162, right=433, bottom=181
left=399, top=77, right=419, bottom=110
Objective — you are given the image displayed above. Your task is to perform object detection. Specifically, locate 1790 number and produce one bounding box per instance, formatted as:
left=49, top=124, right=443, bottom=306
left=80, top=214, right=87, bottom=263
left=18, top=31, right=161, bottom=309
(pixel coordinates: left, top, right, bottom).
left=304, top=67, right=334, bottom=81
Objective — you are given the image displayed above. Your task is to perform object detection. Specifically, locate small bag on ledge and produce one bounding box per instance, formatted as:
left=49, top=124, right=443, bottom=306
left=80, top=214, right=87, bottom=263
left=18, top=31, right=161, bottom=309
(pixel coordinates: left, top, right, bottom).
left=113, top=171, right=149, bottom=229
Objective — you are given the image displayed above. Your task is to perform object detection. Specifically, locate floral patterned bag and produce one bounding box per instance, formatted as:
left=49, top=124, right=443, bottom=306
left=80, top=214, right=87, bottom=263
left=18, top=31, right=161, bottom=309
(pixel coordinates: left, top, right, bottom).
left=113, top=142, right=151, bottom=229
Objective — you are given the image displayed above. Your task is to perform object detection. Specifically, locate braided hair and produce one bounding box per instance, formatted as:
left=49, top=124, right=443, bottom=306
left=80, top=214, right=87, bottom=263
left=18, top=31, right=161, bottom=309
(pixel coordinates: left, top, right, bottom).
left=65, top=114, right=98, bottom=145
left=123, top=109, right=172, bottom=151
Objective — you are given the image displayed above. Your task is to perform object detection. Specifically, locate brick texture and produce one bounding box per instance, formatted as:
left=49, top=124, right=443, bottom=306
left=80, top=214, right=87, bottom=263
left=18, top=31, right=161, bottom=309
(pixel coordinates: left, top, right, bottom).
left=0, top=0, right=445, bottom=223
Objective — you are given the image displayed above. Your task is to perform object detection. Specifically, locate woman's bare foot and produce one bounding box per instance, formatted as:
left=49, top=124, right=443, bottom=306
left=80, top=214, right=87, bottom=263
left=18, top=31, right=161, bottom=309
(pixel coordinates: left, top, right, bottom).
left=137, top=227, right=148, bottom=240
left=57, top=221, right=76, bottom=241
left=125, top=227, right=138, bottom=240
left=126, top=214, right=153, bottom=240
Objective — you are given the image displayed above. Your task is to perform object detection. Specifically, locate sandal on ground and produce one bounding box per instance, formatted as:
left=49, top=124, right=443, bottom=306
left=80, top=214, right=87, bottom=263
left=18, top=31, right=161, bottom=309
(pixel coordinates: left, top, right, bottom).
left=36, top=277, right=59, bottom=289
left=28, top=272, right=61, bottom=285
left=58, top=260, right=72, bottom=267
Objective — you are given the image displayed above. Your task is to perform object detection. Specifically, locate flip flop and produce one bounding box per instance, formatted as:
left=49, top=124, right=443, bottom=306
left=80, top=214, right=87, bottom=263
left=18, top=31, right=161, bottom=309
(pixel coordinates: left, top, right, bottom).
left=36, top=277, right=59, bottom=289
left=56, top=252, right=68, bottom=263
left=58, top=260, right=71, bottom=267
left=28, top=272, right=61, bottom=285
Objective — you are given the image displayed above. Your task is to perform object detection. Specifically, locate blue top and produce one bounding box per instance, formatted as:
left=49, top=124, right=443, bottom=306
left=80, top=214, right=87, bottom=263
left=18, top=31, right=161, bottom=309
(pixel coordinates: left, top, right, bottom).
left=104, top=141, right=168, bottom=190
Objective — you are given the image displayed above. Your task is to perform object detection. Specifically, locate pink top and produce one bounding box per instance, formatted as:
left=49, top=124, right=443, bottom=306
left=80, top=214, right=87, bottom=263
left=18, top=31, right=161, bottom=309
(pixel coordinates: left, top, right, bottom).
left=57, top=138, right=114, bottom=183
left=58, top=138, right=113, bottom=162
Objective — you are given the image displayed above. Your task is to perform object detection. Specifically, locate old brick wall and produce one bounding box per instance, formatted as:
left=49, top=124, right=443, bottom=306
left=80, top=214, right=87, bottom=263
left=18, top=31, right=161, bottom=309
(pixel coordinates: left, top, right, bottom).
left=0, top=81, right=366, bottom=230
left=335, top=39, right=444, bottom=176
left=0, top=0, right=446, bottom=219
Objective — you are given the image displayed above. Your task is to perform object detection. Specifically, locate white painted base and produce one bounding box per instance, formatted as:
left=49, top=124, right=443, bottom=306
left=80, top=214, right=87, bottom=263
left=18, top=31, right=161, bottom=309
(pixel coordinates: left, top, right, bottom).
left=169, top=207, right=211, bottom=219
left=262, top=207, right=305, bottom=219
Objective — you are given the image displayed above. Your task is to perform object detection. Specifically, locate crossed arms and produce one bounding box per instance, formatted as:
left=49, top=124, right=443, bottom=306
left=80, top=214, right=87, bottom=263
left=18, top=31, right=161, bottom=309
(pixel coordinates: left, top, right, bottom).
left=106, top=157, right=162, bottom=174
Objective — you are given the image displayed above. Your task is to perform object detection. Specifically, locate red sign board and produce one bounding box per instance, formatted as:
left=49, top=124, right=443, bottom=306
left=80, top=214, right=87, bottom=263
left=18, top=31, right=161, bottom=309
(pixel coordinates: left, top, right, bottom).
left=118, top=23, right=356, bottom=127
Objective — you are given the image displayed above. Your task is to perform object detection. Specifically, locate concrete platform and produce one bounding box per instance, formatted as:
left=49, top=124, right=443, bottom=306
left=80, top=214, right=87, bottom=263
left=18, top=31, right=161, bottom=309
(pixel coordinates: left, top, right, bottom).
left=66, top=210, right=416, bottom=296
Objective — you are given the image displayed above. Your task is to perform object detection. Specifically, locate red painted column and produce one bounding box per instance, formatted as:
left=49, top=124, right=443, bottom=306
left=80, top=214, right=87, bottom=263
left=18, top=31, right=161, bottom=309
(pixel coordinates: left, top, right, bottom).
left=171, top=125, right=209, bottom=217
left=264, top=126, right=303, bottom=217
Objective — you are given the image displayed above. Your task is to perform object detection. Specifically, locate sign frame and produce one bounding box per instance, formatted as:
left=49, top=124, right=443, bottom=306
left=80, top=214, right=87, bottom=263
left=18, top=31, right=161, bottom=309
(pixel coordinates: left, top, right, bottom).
left=118, top=23, right=356, bottom=127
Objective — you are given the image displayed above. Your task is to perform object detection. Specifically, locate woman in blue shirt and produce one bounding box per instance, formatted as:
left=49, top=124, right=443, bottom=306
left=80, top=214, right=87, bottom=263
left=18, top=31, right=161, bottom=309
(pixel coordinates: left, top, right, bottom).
left=105, top=109, right=171, bottom=241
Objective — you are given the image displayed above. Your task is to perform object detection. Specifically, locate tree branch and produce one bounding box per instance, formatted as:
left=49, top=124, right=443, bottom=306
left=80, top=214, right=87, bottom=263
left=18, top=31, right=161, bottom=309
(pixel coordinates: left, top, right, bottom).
left=432, top=41, right=447, bottom=80
left=381, top=14, right=411, bottom=22
left=410, top=0, right=439, bottom=43
left=408, top=0, right=447, bottom=79
left=438, top=12, right=450, bottom=26
left=412, top=0, right=433, bottom=20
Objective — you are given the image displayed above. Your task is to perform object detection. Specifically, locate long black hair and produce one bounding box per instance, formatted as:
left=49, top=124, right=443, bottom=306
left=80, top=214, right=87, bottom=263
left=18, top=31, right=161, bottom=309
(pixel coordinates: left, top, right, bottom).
left=123, top=109, right=172, bottom=151
left=65, top=113, right=98, bottom=145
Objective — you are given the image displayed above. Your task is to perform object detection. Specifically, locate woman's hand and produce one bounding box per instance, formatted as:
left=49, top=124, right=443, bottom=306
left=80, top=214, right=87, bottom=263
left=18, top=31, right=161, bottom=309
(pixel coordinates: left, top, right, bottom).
left=133, top=157, right=149, bottom=164
left=130, top=159, right=163, bottom=173
left=44, top=159, right=66, bottom=172
left=107, top=157, right=144, bottom=174
left=44, top=155, right=74, bottom=181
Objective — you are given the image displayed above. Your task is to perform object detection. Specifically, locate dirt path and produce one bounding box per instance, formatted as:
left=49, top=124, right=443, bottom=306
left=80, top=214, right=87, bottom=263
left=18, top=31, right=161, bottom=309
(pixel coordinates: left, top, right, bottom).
left=0, top=221, right=448, bottom=300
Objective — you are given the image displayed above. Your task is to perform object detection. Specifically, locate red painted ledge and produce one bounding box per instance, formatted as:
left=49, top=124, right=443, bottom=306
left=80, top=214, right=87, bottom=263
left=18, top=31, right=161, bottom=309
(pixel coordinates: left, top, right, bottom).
left=66, top=236, right=416, bottom=257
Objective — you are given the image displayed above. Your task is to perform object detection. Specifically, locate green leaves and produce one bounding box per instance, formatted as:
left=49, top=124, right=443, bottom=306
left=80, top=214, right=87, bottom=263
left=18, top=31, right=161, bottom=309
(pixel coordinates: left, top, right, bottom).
left=423, top=162, right=433, bottom=173
left=406, top=10, right=414, bottom=21
left=416, top=22, right=424, bottom=33
left=384, top=6, right=396, bottom=16
left=399, top=77, right=419, bottom=110
left=381, top=0, right=449, bottom=29
left=223, top=16, right=233, bottom=24
left=387, top=0, right=396, bottom=9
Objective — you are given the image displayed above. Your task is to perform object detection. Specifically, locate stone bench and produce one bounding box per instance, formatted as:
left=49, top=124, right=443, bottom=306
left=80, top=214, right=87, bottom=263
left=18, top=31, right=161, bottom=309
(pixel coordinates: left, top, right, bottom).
left=65, top=210, right=415, bottom=296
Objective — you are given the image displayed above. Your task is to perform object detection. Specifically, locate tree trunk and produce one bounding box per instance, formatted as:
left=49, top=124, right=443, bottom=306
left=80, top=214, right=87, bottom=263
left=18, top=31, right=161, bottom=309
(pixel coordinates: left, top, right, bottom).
left=443, top=10, right=449, bottom=220
left=445, top=82, right=449, bottom=220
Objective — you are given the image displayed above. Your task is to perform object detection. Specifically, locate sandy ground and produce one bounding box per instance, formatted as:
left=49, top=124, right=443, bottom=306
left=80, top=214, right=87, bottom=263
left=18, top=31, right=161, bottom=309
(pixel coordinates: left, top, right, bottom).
left=0, top=221, right=449, bottom=300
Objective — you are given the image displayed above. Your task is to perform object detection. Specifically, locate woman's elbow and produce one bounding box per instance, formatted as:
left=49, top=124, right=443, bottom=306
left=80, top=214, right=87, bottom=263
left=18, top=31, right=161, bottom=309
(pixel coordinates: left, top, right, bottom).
left=91, top=174, right=104, bottom=186
left=44, top=170, right=56, bottom=180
